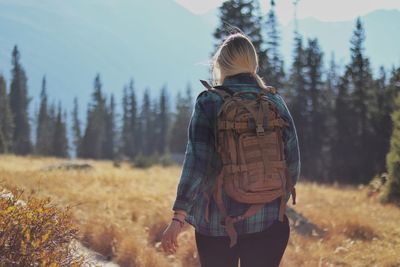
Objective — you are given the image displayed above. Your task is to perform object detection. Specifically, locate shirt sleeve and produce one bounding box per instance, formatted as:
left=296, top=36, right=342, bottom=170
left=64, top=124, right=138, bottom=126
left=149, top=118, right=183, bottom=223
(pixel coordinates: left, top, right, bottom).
left=172, top=94, right=216, bottom=213
left=277, top=94, right=301, bottom=187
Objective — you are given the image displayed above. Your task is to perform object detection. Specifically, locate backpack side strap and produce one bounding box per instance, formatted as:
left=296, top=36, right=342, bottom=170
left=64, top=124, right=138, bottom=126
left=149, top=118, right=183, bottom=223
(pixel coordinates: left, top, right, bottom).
left=213, top=171, right=267, bottom=248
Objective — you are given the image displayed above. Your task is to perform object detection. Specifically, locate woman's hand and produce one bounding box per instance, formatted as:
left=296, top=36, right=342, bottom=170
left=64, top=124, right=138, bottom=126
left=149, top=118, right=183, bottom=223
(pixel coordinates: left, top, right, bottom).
left=161, top=220, right=184, bottom=254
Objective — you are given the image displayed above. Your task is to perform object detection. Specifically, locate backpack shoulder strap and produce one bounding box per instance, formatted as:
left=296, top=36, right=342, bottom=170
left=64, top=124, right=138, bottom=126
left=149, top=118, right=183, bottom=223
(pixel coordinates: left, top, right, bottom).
left=200, top=80, right=232, bottom=102
left=200, top=79, right=213, bottom=90
left=213, top=85, right=234, bottom=96
left=262, top=86, right=277, bottom=94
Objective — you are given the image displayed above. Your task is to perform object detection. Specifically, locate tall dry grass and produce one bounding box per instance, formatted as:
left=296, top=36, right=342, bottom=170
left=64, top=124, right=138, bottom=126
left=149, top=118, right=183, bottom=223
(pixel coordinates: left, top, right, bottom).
left=1, top=154, right=399, bottom=267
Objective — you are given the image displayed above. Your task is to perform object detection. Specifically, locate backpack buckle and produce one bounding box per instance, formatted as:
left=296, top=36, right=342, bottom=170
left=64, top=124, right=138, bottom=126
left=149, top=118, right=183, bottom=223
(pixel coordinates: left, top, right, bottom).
left=220, top=120, right=234, bottom=129
left=256, top=124, right=264, bottom=135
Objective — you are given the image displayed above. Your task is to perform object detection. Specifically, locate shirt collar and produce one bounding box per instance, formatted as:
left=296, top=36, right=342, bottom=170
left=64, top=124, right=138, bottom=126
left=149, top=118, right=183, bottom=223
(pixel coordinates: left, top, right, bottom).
left=222, top=72, right=258, bottom=87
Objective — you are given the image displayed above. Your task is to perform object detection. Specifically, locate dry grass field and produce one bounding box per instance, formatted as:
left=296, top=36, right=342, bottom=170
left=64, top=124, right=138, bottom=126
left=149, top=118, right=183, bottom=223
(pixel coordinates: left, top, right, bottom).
left=0, top=154, right=399, bottom=267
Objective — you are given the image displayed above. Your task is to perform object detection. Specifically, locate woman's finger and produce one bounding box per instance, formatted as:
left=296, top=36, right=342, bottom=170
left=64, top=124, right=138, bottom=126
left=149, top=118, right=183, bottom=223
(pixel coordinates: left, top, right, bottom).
left=161, top=233, right=171, bottom=253
left=168, top=242, right=175, bottom=254
left=161, top=238, right=167, bottom=252
left=173, top=235, right=178, bottom=249
left=170, top=241, right=177, bottom=254
left=163, top=240, right=171, bottom=253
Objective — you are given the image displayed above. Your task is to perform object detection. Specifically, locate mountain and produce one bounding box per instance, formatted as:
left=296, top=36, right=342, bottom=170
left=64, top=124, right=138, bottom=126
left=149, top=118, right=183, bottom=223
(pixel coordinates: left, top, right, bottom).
left=0, top=0, right=214, bottom=117
left=280, top=9, right=400, bottom=72
left=0, top=1, right=399, bottom=120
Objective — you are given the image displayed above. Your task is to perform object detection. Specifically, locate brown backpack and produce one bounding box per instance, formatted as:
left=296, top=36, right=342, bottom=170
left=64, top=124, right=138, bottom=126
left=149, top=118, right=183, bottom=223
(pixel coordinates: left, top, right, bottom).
left=200, top=80, right=296, bottom=247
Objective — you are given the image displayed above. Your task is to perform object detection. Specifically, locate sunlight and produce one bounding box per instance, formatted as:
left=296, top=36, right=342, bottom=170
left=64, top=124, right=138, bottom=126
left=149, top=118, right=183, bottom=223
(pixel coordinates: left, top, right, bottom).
left=174, top=0, right=225, bottom=14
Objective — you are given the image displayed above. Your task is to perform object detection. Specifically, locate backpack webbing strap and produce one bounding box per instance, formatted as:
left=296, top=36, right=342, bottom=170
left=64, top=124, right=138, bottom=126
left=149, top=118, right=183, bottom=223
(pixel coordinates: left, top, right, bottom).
left=214, top=175, right=265, bottom=247
left=227, top=132, right=238, bottom=164
left=224, top=101, right=240, bottom=165
left=218, top=118, right=289, bottom=130
left=255, top=104, right=271, bottom=175
left=214, top=173, right=228, bottom=220
left=223, top=203, right=265, bottom=248
left=234, top=99, right=259, bottom=124
left=233, top=98, right=266, bottom=137
left=218, top=120, right=248, bottom=129
left=255, top=100, right=265, bottom=135
left=213, top=171, right=269, bottom=248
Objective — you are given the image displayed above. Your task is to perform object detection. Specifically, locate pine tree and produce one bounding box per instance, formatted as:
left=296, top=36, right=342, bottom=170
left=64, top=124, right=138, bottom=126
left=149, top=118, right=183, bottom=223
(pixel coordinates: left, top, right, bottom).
left=264, top=0, right=285, bottom=88
left=81, top=74, right=107, bottom=159
left=121, top=85, right=132, bottom=157
left=129, top=80, right=138, bottom=157
left=103, top=94, right=116, bottom=159
left=51, top=103, right=68, bottom=157
left=36, top=76, right=52, bottom=155
left=121, top=80, right=140, bottom=159
left=369, top=67, right=393, bottom=174
left=303, top=38, right=325, bottom=179
left=71, top=97, right=82, bottom=157
left=157, top=86, right=169, bottom=154
left=135, top=104, right=143, bottom=156
left=325, top=53, right=340, bottom=109
left=388, top=67, right=400, bottom=109
left=346, top=18, right=375, bottom=183
left=0, top=75, right=14, bottom=153
left=350, top=18, right=373, bottom=135
left=287, top=34, right=308, bottom=176
left=323, top=53, right=340, bottom=180
left=48, top=102, right=57, bottom=148
left=9, top=45, right=32, bottom=154
left=385, top=92, right=400, bottom=204
left=149, top=97, right=159, bottom=156
left=140, top=89, right=152, bottom=156
left=213, top=0, right=269, bottom=79
left=287, top=33, right=306, bottom=103
left=332, top=71, right=355, bottom=182
left=169, top=85, right=193, bottom=154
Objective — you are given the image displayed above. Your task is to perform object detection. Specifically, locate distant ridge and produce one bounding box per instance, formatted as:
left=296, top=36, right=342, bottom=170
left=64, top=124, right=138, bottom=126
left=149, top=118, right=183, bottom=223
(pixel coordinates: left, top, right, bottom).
left=0, top=1, right=398, bottom=115
left=280, top=9, right=400, bottom=71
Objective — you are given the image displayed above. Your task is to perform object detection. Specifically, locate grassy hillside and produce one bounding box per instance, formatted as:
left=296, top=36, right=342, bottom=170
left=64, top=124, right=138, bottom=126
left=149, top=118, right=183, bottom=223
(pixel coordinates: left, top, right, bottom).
left=0, top=155, right=399, bottom=267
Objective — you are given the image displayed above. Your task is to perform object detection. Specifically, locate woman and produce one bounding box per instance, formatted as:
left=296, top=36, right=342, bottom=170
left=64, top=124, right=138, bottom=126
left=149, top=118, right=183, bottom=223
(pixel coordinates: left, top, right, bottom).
left=161, top=32, right=300, bottom=267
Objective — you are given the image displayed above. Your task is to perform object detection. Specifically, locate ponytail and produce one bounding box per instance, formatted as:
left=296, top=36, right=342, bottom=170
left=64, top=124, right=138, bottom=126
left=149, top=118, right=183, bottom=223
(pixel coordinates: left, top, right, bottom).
left=212, top=33, right=268, bottom=89
left=250, top=72, right=268, bottom=90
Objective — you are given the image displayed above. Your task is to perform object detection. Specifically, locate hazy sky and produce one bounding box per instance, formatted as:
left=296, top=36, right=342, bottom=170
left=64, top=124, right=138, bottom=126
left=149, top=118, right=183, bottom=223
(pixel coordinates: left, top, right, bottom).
left=175, top=0, right=400, bottom=24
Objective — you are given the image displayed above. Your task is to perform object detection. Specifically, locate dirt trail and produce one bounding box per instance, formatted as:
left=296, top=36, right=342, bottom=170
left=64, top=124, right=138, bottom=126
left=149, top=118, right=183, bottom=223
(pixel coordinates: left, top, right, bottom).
left=71, top=239, right=120, bottom=267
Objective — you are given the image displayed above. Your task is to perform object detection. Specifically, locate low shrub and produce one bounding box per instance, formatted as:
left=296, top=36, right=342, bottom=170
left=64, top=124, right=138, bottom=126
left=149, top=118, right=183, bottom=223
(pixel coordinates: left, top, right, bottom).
left=367, top=173, right=389, bottom=198
left=159, top=153, right=176, bottom=167
left=342, top=220, right=378, bottom=241
left=132, top=153, right=177, bottom=169
left=132, top=154, right=157, bottom=169
left=0, top=187, right=85, bottom=266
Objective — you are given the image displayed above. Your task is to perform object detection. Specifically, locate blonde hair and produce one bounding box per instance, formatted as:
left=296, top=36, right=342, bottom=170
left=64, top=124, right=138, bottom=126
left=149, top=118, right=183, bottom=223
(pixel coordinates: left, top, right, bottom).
left=212, top=33, right=267, bottom=89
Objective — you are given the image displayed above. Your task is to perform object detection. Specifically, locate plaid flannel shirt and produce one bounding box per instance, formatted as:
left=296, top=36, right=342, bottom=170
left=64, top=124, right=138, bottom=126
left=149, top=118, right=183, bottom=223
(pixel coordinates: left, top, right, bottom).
left=172, top=73, right=301, bottom=236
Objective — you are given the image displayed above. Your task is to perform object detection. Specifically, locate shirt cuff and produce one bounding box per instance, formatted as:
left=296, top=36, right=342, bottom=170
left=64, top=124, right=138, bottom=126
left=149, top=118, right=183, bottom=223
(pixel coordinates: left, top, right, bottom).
left=172, top=198, right=191, bottom=213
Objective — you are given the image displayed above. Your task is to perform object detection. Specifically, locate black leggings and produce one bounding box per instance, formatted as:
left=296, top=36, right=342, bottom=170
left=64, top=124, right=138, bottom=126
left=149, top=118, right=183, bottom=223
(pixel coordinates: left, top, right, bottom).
left=195, top=215, right=290, bottom=267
